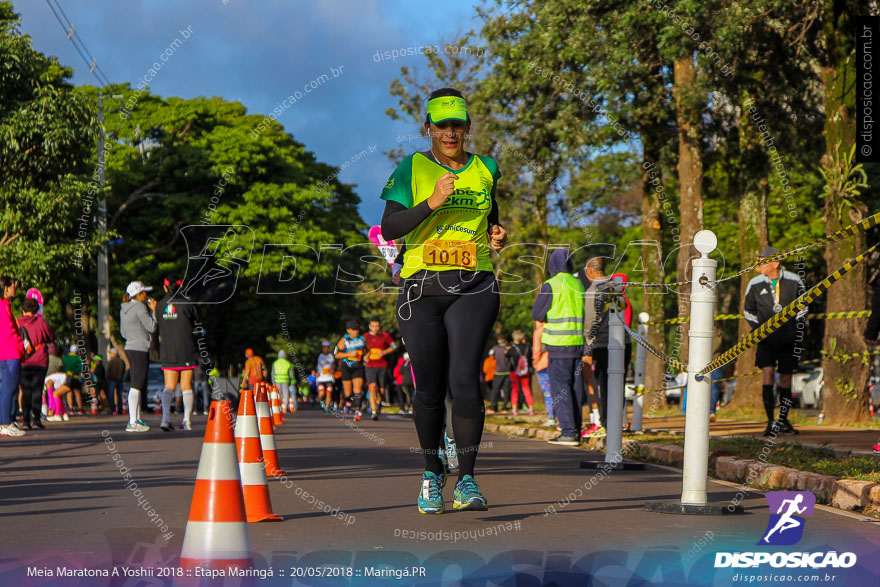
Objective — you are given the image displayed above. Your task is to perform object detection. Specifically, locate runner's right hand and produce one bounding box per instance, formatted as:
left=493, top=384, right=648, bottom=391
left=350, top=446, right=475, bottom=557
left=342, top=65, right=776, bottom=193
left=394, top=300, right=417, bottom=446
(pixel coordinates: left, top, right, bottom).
left=427, top=172, right=458, bottom=210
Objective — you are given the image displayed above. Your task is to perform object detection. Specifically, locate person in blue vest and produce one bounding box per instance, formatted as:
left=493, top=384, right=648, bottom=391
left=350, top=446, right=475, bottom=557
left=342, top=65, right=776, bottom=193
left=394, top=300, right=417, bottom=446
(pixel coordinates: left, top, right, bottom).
left=271, top=350, right=295, bottom=413
left=532, top=249, right=586, bottom=446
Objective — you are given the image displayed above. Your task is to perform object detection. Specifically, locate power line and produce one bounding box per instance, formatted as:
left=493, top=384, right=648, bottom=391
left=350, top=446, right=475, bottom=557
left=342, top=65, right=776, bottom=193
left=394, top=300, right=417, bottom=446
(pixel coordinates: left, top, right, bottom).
left=51, top=0, right=112, bottom=84
left=44, top=0, right=112, bottom=87
left=52, top=0, right=112, bottom=86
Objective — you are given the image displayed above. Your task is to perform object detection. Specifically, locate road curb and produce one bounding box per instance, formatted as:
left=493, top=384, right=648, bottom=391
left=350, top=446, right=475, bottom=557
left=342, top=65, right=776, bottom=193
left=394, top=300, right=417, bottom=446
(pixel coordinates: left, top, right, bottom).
left=485, top=423, right=880, bottom=516
left=640, top=442, right=880, bottom=514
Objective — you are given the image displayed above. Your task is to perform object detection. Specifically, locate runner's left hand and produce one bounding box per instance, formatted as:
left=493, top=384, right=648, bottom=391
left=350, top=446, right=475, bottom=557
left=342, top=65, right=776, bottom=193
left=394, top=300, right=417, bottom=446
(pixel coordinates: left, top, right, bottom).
left=489, top=225, right=507, bottom=251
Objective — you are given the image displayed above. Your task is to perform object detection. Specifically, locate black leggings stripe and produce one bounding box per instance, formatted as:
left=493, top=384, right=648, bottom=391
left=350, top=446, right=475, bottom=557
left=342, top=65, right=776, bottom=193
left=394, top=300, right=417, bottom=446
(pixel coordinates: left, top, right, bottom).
left=396, top=285, right=499, bottom=479
left=20, top=366, right=47, bottom=423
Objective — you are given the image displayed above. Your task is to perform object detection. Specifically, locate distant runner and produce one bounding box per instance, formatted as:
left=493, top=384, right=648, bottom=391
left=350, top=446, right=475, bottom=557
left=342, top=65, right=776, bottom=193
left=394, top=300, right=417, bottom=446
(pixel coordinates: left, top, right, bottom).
left=364, top=318, right=396, bottom=421
left=335, top=320, right=366, bottom=421
left=316, top=341, right=335, bottom=412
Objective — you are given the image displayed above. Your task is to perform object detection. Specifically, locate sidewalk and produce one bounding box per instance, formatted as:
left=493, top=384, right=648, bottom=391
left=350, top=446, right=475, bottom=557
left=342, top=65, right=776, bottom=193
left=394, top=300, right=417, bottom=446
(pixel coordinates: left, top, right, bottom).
left=641, top=414, right=880, bottom=456
left=485, top=410, right=880, bottom=456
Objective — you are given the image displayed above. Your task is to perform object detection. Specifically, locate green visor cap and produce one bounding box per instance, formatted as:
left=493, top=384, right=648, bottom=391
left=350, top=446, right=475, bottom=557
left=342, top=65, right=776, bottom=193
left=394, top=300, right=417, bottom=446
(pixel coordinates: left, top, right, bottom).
left=426, top=96, right=469, bottom=124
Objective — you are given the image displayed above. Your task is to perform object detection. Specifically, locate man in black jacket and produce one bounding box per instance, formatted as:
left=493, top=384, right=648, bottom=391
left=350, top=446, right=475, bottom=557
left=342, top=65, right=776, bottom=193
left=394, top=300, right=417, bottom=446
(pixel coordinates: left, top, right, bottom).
left=582, top=257, right=632, bottom=435
left=743, top=246, right=807, bottom=436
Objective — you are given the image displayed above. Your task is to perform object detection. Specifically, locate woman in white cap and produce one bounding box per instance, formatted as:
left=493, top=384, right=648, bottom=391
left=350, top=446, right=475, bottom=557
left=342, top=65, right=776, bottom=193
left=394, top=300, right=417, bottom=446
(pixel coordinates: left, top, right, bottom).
left=120, top=281, right=157, bottom=432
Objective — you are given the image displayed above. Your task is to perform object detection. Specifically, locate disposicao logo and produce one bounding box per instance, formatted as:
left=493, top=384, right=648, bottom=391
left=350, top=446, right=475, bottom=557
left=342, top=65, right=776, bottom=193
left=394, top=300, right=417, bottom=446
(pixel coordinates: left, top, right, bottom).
left=714, top=491, right=857, bottom=570
left=760, top=491, right=814, bottom=546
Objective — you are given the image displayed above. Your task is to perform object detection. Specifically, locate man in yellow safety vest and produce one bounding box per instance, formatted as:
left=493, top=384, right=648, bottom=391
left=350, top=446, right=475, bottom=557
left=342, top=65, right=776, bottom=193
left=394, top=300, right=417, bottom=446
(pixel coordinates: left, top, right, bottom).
left=272, top=350, right=295, bottom=413
left=532, top=249, right=586, bottom=446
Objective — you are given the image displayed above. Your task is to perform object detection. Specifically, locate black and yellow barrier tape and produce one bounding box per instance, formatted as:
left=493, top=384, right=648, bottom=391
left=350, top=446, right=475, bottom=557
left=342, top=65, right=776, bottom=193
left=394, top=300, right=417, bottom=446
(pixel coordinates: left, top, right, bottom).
left=626, top=211, right=880, bottom=290
left=618, top=318, right=688, bottom=373
left=696, top=241, right=880, bottom=377
left=648, top=310, right=872, bottom=325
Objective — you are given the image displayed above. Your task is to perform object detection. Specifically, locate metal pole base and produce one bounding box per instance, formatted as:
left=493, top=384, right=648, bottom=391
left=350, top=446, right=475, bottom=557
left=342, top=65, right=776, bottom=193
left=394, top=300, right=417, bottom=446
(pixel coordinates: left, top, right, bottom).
left=580, top=459, right=646, bottom=471
left=644, top=500, right=745, bottom=515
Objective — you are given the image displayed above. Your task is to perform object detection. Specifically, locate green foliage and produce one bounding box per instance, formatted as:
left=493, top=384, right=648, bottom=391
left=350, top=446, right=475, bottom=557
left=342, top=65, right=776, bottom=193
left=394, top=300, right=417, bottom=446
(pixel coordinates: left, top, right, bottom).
left=84, top=89, right=368, bottom=368
left=819, top=143, right=870, bottom=223
left=0, top=1, right=100, bottom=283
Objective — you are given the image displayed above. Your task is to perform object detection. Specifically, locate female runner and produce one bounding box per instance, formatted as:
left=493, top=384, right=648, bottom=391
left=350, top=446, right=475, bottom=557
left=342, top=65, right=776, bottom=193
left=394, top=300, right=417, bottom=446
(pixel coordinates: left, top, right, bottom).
left=156, top=275, right=200, bottom=431
left=380, top=88, right=507, bottom=513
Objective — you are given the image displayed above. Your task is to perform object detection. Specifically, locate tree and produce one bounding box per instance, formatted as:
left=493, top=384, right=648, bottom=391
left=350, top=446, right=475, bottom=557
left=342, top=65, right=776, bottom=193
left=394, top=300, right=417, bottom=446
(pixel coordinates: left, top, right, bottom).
left=703, top=0, right=825, bottom=408
left=71, top=87, right=368, bottom=368
left=0, top=1, right=104, bottom=352
left=818, top=0, right=871, bottom=424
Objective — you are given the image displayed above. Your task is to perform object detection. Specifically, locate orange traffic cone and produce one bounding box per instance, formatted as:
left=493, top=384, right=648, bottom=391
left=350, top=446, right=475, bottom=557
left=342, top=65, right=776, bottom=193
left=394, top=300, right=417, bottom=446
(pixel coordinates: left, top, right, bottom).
left=180, top=401, right=252, bottom=570
left=256, top=385, right=286, bottom=476
left=234, top=388, right=281, bottom=522
left=270, top=385, right=284, bottom=426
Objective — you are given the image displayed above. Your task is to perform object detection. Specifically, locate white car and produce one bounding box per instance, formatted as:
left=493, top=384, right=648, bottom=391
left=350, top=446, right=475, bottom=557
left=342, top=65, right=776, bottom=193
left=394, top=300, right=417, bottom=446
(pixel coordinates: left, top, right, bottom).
left=662, top=372, right=686, bottom=404
left=797, top=367, right=824, bottom=409
left=146, top=364, right=174, bottom=412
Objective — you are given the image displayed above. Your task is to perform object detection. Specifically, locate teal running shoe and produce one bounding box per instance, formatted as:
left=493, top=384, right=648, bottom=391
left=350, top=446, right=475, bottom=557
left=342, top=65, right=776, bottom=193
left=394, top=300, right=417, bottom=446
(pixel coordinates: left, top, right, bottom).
left=453, top=475, right=488, bottom=511
left=417, top=471, right=446, bottom=514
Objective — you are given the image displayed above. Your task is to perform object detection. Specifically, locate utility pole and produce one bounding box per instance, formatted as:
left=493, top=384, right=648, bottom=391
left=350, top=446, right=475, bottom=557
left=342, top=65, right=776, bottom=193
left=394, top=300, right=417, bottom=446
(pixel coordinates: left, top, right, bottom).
left=96, top=94, right=123, bottom=360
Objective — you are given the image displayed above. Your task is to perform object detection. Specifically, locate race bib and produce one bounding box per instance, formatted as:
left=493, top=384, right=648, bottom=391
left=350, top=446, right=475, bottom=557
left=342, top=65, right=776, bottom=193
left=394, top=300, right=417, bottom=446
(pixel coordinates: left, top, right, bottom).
left=423, top=239, right=477, bottom=269
left=321, top=367, right=331, bottom=375
left=370, top=348, right=383, bottom=361
left=350, top=350, right=363, bottom=361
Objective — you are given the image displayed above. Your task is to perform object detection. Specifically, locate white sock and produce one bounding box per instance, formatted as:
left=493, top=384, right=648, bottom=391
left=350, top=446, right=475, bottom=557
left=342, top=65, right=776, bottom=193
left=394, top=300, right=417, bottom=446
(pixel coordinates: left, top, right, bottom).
left=591, top=409, right=600, bottom=426
left=161, top=389, right=172, bottom=422
left=128, top=388, right=140, bottom=425
left=182, top=389, right=194, bottom=424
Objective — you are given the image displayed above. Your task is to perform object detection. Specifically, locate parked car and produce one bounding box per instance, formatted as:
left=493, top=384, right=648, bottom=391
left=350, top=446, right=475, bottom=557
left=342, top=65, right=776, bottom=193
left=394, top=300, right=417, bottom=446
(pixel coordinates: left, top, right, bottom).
left=146, top=364, right=171, bottom=412
left=796, top=367, right=824, bottom=409
left=790, top=370, right=812, bottom=408
left=624, top=379, right=636, bottom=401
left=662, top=373, right=685, bottom=404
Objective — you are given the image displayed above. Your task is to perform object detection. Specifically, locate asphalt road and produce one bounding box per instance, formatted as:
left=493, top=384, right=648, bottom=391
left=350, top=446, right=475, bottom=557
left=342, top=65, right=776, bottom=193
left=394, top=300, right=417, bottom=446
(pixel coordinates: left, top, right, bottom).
left=1, top=408, right=879, bottom=586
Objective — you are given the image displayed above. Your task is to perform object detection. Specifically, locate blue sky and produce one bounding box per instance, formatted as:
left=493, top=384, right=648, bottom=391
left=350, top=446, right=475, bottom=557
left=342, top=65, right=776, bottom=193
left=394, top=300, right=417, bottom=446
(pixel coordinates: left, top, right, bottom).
left=16, top=0, right=488, bottom=225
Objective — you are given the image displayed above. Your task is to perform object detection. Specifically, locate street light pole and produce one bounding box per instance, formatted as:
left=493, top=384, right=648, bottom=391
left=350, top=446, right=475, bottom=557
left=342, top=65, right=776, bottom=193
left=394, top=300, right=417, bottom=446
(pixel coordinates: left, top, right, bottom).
left=96, top=94, right=123, bottom=360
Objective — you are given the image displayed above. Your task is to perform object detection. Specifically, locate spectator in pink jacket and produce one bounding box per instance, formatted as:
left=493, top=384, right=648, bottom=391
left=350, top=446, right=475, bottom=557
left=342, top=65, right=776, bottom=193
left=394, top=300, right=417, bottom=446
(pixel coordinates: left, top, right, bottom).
left=0, top=276, right=24, bottom=437
left=19, top=297, right=55, bottom=429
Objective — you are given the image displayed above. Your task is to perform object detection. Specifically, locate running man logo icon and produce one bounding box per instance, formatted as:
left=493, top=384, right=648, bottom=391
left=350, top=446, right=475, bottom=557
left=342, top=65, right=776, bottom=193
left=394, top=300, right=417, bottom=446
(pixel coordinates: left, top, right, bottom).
left=176, top=225, right=255, bottom=304
left=759, top=491, right=815, bottom=546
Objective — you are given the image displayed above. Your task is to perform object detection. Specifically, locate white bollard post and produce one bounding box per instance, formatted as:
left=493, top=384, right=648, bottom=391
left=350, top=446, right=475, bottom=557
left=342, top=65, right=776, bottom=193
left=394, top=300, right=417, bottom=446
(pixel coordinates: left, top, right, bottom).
left=680, top=231, right=718, bottom=505
left=631, top=312, right=649, bottom=432
left=605, top=276, right=625, bottom=465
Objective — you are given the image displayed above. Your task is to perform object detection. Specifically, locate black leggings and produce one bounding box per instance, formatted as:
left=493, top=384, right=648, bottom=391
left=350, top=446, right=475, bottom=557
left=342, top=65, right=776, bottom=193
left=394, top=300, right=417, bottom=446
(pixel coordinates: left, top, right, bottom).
left=127, top=350, right=150, bottom=391
left=397, top=286, right=499, bottom=479
left=20, top=366, right=47, bottom=424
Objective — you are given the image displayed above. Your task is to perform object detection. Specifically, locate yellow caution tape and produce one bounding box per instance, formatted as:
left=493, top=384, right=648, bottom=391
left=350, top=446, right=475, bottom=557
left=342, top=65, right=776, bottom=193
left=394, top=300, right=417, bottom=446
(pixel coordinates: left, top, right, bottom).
left=648, top=310, right=872, bottom=325
left=801, top=348, right=880, bottom=365
left=628, top=211, right=880, bottom=290
left=697, top=241, right=880, bottom=376
left=811, top=310, right=873, bottom=320
left=631, top=369, right=762, bottom=397
left=716, top=211, right=880, bottom=284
